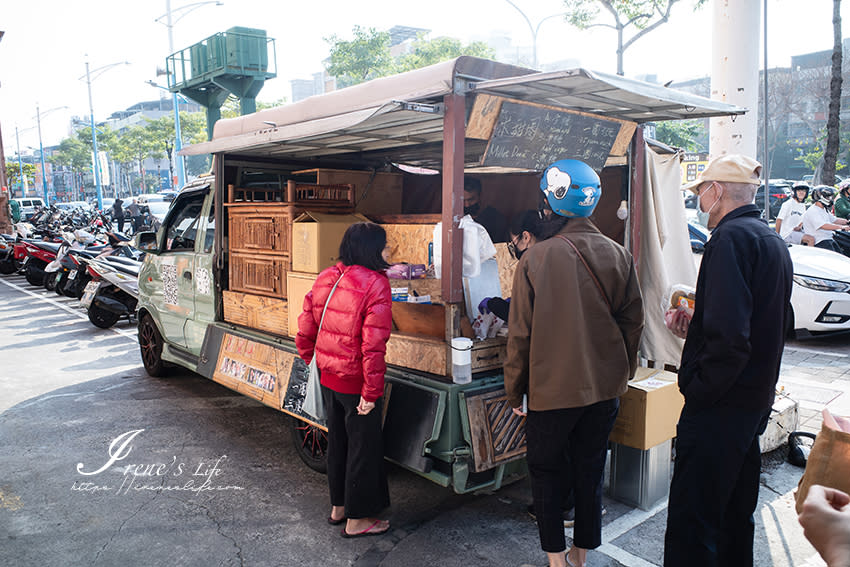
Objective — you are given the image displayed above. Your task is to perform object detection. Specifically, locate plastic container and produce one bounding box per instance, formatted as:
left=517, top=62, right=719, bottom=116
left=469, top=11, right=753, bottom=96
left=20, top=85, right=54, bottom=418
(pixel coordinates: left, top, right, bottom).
left=451, top=337, right=473, bottom=384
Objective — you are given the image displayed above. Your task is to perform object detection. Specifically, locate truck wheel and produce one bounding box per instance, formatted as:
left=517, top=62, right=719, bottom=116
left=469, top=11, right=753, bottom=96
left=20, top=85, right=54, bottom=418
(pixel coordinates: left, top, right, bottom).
left=25, top=264, right=44, bottom=287
left=139, top=313, right=167, bottom=377
left=88, top=304, right=120, bottom=329
left=290, top=417, right=328, bottom=473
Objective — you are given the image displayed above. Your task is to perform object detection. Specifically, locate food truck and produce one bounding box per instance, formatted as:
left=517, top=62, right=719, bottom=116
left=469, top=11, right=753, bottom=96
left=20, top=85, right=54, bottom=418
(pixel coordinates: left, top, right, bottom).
left=134, top=57, right=744, bottom=494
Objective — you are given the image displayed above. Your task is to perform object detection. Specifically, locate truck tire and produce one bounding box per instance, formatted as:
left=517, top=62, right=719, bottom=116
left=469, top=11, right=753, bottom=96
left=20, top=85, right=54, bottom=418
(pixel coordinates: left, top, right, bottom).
left=88, top=303, right=120, bottom=329
left=139, top=313, right=167, bottom=377
left=290, top=417, right=328, bottom=473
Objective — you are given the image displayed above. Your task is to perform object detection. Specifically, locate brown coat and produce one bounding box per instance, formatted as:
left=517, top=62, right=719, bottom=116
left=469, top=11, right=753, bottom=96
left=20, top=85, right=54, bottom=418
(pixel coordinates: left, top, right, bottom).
left=504, top=218, right=644, bottom=411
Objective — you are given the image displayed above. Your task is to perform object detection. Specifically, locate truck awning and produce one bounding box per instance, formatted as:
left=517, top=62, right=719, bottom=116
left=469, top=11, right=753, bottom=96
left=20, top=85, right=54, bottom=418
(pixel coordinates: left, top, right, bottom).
left=181, top=57, right=744, bottom=165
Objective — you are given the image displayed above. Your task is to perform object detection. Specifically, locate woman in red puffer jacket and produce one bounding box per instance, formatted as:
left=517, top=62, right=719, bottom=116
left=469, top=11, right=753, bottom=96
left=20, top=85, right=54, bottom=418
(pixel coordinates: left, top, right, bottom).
left=296, top=222, right=393, bottom=539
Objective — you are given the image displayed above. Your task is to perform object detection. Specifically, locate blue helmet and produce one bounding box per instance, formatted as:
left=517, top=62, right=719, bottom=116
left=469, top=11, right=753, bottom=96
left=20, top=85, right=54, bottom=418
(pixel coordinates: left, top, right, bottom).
left=539, top=159, right=601, bottom=218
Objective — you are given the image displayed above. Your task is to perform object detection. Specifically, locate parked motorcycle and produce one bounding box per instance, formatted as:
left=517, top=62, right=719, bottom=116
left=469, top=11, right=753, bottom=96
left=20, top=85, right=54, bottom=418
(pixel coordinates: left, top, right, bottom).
left=0, top=234, right=18, bottom=275
left=80, top=255, right=141, bottom=329
left=20, top=240, right=61, bottom=287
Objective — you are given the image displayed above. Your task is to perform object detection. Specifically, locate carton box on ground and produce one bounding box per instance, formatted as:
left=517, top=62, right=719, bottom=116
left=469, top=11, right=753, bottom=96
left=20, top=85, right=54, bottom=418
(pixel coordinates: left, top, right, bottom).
left=291, top=212, right=368, bottom=273
left=609, top=367, right=684, bottom=450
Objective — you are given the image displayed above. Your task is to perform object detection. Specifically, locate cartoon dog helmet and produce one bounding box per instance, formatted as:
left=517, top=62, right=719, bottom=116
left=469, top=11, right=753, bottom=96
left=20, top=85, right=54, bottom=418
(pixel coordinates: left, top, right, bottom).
left=539, top=159, right=601, bottom=218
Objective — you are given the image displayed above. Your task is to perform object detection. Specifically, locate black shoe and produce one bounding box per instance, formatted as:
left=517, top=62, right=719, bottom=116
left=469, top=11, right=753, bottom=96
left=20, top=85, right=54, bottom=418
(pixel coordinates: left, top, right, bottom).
left=526, top=504, right=576, bottom=527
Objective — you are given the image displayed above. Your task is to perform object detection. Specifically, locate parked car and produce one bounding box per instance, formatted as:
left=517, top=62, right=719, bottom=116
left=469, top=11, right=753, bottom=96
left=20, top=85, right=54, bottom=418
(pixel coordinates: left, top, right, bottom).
left=688, top=219, right=850, bottom=336
left=753, top=183, right=792, bottom=220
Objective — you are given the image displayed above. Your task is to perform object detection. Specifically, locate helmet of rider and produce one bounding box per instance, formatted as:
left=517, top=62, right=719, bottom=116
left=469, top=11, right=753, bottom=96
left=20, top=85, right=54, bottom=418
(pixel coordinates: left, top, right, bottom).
left=539, top=159, right=601, bottom=218
left=791, top=183, right=810, bottom=202
left=839, top=178, right=850, bottom=197
left=813, top=185, right=837, bottom=207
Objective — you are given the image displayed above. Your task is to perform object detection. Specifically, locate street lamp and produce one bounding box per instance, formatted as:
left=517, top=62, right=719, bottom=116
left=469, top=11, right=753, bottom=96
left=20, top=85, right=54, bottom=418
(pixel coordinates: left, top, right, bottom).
left=147, top=80, right=190, bottom=190
left=503, top=0, right=566, bottom=69
left=156, top=0, right=223, bottom=189
left=34, top=105, right=69, bottom=206
left=81, top=58, right=129, bottom=211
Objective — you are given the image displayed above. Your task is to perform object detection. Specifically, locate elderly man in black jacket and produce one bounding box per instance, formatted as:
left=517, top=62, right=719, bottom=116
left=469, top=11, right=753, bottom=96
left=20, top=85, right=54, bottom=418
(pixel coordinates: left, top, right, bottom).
left=664, top=154, right=793, bottom=567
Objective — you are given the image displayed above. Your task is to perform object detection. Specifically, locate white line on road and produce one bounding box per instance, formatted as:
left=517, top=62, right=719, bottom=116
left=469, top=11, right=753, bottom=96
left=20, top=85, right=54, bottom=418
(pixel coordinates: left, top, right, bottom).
left=0, top=277, right=137, bottom=341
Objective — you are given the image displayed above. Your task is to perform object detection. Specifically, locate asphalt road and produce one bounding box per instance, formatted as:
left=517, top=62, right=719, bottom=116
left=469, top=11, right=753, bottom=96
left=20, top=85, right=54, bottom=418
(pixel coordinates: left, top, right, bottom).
left=0, top=271, right=833, bottom=567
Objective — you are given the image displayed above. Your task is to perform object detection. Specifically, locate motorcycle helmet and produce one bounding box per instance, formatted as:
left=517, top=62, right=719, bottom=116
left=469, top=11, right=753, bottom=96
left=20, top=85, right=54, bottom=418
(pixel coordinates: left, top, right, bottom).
left=813, top=185, right=837, bottom=207
left=791, top=183, right=810, bottom=202
left=539, top=159, right=601, bottom=218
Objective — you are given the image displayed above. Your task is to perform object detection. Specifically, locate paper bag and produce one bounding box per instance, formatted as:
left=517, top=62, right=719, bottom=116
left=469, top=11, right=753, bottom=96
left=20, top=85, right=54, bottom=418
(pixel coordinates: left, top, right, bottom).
left=795, top=410, right=850, bottom=513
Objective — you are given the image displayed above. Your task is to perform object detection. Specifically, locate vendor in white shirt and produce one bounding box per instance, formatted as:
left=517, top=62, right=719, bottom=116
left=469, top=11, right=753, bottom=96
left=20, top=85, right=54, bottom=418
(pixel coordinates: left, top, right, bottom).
left=775, top=184, right=812, bottom=245
left=802, top=185, right=850, bottom=252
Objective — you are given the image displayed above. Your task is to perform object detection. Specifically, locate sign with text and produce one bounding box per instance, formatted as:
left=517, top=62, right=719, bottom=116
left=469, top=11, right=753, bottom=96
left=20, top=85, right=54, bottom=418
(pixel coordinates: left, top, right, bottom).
left=481, top=101, right=623, bottom=172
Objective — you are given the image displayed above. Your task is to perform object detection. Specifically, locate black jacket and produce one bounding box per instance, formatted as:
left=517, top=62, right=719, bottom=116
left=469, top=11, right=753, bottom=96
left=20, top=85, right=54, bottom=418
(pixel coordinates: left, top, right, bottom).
left=679, top=204, right=793, bottom=411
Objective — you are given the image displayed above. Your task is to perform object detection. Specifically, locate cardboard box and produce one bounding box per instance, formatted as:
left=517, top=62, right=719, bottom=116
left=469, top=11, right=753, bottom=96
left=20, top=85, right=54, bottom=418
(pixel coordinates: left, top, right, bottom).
left=286, top=271, right=318, bottom=337
left=609, top=367, right=684, bottom=450
left=291, top=212, right=368, bottom=273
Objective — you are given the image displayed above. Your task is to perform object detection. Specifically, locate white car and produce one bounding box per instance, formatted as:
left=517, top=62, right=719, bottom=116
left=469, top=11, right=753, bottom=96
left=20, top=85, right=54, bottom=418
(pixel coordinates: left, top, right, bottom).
left=788, top=244, right=850, bottom=336
left=689, top=221, right=850, bottom=336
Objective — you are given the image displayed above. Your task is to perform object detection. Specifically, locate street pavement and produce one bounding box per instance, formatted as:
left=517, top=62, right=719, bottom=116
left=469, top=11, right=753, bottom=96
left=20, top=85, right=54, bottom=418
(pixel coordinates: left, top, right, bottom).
left=0, top=272, right=846, bottom=566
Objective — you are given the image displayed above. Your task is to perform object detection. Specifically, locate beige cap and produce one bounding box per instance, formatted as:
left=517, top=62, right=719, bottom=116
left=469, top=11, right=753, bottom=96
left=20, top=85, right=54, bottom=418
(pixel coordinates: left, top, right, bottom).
left=682, top=154, right=762, bottom=194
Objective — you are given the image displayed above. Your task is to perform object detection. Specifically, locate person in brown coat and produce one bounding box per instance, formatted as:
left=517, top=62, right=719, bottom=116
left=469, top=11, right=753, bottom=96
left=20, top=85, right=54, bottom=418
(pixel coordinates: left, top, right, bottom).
left=505, top=159, right=644, bottom=567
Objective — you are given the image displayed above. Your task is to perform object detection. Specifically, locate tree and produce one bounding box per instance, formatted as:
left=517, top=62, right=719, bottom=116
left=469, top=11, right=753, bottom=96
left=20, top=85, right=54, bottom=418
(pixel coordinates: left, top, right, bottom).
left=49, top=137, right=91, bottom=198
left=822, top=0, right=843, bottom=186
left=4, top=162, right=37, bottom=194
left=325, top=26, right=394, bottom=88
left=396, top=35, right=494, bottom=72
left=654, top=119, right=706, bottom=152
left=563, top=0, right=702, bottom=75
left=112, top=125, right=160, bottom=194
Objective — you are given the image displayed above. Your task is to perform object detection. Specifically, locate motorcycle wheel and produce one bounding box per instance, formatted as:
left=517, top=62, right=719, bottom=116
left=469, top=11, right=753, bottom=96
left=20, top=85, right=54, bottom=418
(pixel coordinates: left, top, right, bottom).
left=139, top=313, right=167, bottom=377
left=55, top=273, right=68, bottom=296
left=44, top=272, right=57, bottom=292
left=88, top=303, right=120, bottom=329
left=0, top=259, right=15, bottom=275
left=25, top=264, right=44, bottom=287
left=289, top=417, right=328, bottom=474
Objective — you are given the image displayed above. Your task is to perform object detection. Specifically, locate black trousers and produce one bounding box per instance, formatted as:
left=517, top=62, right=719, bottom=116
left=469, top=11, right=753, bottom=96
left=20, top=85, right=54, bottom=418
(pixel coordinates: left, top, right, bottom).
left=815, top=239, right=840, bottom=253
left=322, top=386, right=389, bottom=519
left=664, top=405, right=769, bottom=567
left=526, top=398, right=619, bottom=552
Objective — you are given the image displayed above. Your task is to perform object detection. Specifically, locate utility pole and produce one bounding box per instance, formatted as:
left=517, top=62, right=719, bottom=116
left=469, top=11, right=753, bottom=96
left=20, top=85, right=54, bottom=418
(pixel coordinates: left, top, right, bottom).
left=0, top=30, right=11, bottom=233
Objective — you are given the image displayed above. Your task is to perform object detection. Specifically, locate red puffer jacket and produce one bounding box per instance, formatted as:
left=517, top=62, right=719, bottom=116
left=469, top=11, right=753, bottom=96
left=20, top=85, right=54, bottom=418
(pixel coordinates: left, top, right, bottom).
left=296, top=262, right=392, bottom=402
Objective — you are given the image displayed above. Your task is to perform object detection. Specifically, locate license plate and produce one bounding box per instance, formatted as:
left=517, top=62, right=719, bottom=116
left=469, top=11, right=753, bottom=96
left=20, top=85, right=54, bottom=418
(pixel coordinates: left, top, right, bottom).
left=81, top=281, right=100, bottom=309
left=68, top=269, right=77, bottom=281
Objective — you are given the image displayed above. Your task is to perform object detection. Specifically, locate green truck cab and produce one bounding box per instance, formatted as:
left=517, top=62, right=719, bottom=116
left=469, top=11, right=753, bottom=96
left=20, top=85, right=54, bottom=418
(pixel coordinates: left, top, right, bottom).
left=135, top=56, right=743, bottom=493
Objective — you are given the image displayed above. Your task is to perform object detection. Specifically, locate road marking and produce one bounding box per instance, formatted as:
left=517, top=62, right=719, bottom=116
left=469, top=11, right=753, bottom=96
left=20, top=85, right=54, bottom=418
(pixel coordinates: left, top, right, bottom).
left=0, top=277, right=136, bottom=341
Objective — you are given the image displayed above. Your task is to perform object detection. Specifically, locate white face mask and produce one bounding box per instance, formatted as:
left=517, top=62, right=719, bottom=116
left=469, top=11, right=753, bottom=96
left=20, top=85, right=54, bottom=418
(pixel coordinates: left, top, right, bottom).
left=696, top=183, right=722, bottom=227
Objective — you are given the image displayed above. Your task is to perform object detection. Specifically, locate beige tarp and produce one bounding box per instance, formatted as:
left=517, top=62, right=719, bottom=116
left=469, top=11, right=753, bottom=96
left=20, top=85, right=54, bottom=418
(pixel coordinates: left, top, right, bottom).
left=638, top=145, right=698, bottom=368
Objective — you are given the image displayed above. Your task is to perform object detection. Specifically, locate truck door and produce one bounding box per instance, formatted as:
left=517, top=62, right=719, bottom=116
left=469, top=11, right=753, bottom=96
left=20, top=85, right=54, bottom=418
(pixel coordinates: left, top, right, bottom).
left=183, top=192, right=216, bottom=353
left=155, top=191, right=207, bottom=348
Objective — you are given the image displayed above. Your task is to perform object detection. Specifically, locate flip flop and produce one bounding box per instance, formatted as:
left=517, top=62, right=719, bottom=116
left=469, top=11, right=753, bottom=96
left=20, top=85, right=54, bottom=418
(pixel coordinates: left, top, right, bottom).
left=340, top=519, right=389, bottom=539
left=327, top=516, right=346, bottom=526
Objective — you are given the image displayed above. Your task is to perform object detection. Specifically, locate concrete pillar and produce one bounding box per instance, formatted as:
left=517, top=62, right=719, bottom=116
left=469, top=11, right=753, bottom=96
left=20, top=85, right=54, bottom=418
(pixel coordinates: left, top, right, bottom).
left=709, top=0, right=761, bottom=159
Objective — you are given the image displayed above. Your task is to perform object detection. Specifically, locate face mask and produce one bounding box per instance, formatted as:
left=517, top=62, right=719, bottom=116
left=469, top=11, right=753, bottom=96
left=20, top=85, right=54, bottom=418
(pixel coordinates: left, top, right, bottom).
left=464, top=203, right=480, bottom=216
left=696, top=184, right=722, bottom=227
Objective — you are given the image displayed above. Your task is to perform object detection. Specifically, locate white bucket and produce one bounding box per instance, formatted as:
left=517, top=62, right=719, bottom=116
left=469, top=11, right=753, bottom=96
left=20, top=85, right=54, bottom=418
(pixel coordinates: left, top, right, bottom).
left=451, top=337, right=473, bottom=384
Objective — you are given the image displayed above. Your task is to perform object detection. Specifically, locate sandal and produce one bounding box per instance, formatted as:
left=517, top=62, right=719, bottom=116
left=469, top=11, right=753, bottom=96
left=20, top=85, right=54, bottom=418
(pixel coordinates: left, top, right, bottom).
left=340, top=519, right=390, bottom=539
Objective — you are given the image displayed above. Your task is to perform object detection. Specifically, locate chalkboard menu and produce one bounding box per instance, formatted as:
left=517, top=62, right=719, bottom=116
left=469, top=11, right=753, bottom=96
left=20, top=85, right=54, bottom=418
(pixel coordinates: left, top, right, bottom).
left=481, top=101, right=623, bottom=172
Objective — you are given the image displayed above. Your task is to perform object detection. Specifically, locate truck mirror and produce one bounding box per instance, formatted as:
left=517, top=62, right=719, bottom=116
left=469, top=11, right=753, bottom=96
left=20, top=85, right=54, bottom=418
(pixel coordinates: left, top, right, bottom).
left=135, top=231, right=160, bottom=253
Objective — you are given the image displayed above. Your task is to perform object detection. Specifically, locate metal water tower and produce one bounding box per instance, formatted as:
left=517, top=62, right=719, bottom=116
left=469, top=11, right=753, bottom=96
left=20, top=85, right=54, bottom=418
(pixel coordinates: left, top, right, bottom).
left=166, top=27, right=277, bottom=139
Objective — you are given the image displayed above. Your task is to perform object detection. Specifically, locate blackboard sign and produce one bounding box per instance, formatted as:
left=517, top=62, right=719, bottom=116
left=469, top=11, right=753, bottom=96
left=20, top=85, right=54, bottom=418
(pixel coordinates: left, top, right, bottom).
left=481, top=101, right=622, bottom=172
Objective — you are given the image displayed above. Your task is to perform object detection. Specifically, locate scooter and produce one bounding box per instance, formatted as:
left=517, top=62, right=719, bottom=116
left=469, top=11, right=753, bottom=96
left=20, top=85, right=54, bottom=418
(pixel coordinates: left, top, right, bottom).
left=80, top=255, right=141, bottom=329
left=0, top=234, right=18, bottom=275
left=20, top=240, right=61, bottom=287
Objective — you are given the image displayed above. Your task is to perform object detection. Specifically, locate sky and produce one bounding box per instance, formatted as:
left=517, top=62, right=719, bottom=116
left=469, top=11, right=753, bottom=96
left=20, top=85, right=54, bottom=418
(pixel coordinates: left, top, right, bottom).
left=2, top=0, right=849, bottom=154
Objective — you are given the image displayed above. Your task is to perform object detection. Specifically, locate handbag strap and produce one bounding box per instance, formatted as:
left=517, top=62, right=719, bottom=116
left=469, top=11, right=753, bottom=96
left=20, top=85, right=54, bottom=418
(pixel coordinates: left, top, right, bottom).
left=556, top=234, right=612, bottom=313
left=317, top=271, right=345, bottom=335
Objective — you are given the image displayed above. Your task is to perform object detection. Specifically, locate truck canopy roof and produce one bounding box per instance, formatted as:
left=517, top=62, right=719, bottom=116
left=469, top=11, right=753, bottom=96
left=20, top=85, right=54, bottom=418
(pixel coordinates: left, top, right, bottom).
left=182, top=56, right=744, bottom=170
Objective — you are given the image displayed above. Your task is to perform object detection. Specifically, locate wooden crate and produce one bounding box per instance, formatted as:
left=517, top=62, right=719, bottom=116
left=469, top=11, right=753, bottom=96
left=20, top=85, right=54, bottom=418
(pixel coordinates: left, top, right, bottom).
left=222, top=290, right=288, bottom=336
left=385, top=333, right=507, bottom=376
left=292, top=168, right=401, bottom=215
left=229, top=252, right=288, bottom=298
left=228, top=204, right=291, bottom=255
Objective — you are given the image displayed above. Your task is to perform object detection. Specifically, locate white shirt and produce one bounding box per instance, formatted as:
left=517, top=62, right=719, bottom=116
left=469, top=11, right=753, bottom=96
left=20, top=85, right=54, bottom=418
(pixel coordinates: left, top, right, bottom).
left=802, top=205, right=837, bottom=244
left=776, top=199, right=806, bottom=240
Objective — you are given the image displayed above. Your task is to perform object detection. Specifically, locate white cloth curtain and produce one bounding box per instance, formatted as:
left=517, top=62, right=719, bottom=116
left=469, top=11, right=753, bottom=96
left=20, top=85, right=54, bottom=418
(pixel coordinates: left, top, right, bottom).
left=637, top=145, right=698, bottom=368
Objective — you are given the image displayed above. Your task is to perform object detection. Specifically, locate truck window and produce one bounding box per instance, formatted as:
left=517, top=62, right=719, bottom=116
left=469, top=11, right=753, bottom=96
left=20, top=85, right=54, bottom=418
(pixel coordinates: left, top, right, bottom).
left=164, top=194, right=205, bottom=252
left=203, top=197, right=215, bottom=253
